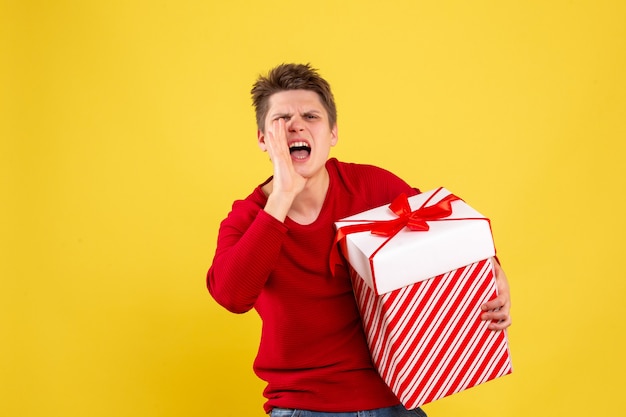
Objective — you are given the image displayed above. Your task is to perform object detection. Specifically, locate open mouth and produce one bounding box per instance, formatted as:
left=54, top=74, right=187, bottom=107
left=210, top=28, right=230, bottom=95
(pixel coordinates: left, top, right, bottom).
left=289, top=141, right=311, bottom=160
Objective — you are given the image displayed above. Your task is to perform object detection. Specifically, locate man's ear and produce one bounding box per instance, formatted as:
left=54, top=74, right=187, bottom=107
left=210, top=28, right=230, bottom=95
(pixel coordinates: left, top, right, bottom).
left=257, top=129, right=268, bottom=152
left=330, top=123, right=339, bottom=146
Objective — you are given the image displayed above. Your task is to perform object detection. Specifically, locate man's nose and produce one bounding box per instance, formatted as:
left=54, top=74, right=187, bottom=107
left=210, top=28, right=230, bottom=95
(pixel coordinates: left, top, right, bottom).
left=287, top=116, right=304, bottom=131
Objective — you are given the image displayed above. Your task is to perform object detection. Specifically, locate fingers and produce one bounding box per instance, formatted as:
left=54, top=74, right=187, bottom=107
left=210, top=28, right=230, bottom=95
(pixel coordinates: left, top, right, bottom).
left=481, top=312, right=511, bottom=331
left=480, top=260, right=512, bottom=331
left=481, top=294, right=511, bottom=330
left=265, top=119, right=289, bottom=161
left=264, top=119, right=307, bottom=197
left=265, top=120, right=290, bottom=177
left=484, top=314, right=512, bottom=331
left=481, top=293, right=508, bottom=312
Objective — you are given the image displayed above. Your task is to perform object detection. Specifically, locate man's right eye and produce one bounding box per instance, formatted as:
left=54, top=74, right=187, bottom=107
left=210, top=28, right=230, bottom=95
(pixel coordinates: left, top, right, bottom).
left=272, top=114, right=292, bottom=123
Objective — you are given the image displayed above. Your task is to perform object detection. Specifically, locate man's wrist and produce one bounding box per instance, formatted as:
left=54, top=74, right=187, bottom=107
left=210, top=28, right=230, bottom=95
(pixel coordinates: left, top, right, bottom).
left=263, top=192, right=295, bottom=222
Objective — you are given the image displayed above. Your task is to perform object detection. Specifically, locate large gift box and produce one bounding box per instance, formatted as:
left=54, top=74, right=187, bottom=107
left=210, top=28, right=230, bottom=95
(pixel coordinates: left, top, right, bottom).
left=334, top=187, right=512, bottom=408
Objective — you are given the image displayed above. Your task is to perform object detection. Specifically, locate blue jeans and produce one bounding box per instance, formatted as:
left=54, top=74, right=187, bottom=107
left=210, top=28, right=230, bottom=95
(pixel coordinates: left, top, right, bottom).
left=269, top=405, right=427, bottom=417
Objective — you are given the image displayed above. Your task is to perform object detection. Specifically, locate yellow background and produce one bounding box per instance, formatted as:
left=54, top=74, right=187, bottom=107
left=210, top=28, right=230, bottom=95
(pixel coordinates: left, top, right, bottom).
left=2, top=1, right=625, bottom=416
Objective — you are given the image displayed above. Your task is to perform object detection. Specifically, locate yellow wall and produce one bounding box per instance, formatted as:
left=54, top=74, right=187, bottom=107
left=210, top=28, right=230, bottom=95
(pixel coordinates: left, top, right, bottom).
left=2, top=1, right=625, bottom=416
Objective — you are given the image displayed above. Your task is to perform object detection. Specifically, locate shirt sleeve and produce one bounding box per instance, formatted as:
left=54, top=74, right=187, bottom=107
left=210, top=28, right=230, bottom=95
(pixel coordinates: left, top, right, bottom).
left=207, top=202, right=288, bottom=313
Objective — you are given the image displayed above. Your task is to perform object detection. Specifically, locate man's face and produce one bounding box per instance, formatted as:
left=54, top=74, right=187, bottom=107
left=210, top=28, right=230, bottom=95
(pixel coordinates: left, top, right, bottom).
left=258, top=89, right=338, bottom=179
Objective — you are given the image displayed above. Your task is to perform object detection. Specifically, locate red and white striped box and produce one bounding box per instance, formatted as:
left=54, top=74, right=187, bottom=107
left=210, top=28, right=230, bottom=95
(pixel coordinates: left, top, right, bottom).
left=351, top=258, right=512, bottom=409
left=333, top=188, right=512, bottom=407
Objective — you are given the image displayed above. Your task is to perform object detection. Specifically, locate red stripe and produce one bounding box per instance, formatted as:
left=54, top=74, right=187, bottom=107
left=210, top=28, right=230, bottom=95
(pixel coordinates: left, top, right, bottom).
left=382, top=271, right=445, bottom=385
left=403, top=261, right=491, bottom=405
left=465, top=331, right=503, bottom=388
left=352, top=259, right=511, bottom=408
left=420, top=263, right=492, bottom=402
left=398, top=264, right=479, bottom=397
left=385, top=267, right=462, bottom=389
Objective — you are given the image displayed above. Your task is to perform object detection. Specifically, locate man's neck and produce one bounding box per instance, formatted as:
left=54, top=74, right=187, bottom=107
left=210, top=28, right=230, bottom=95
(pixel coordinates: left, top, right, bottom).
left=287, top=170, right=330, bottom=225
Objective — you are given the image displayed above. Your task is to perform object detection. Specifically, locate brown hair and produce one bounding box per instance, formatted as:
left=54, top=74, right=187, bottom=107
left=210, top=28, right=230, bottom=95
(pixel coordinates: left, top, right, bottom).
left=251, top=63, right=337, bottom=132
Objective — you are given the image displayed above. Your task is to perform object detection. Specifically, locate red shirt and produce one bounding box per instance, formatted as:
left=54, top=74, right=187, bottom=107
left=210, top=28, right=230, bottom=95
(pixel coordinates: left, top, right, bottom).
left=207, top=158, right=419, bottom=413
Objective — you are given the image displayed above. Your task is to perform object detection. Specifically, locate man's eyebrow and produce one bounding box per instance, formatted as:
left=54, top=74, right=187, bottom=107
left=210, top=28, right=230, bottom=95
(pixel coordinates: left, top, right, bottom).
left=269, top=111, right=292, bottom=118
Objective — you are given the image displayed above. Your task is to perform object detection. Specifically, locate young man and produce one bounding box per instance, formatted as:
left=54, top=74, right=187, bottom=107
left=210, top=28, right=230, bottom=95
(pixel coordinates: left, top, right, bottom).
left=207, top=63, right=512, bottom=416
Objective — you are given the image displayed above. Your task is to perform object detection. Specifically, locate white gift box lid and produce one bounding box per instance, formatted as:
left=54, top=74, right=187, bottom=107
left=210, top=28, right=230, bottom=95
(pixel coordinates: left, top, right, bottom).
left=335, top=187, right=496, bottom=294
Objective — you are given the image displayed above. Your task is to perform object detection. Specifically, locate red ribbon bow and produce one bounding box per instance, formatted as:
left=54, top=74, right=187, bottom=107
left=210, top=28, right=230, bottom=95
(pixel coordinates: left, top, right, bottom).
left=369, top=192, right=460, bottom=236
left=330, top=189, right=461, bottom=274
